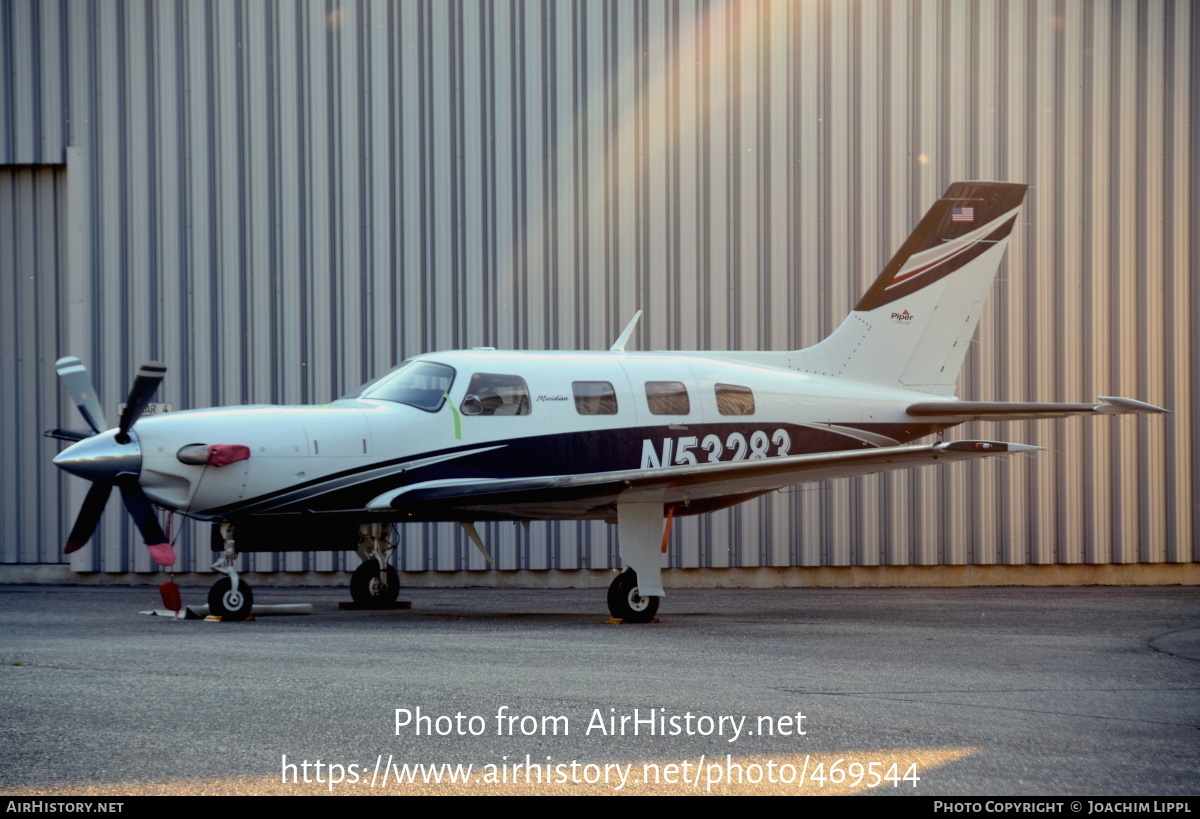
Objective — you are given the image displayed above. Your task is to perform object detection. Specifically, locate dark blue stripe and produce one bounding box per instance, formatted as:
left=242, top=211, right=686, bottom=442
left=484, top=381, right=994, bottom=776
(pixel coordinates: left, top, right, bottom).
left=200, top=419, right=946, bottom=519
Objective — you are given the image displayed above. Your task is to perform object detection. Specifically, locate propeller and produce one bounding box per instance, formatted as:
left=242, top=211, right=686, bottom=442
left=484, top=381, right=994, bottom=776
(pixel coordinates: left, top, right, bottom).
left=52, top=356, right=176, bottom=567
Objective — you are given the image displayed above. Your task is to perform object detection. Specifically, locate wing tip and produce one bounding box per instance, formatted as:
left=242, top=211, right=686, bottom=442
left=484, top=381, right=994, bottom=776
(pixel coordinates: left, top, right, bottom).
left=939, top=440, right=1043, bottom=454
left=1096, top=396, right=1170, bottom=414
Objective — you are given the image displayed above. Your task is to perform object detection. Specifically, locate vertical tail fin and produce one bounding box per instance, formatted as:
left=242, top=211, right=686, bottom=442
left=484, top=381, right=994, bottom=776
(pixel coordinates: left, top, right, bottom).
left=793, top=181, right=1028, bottom=395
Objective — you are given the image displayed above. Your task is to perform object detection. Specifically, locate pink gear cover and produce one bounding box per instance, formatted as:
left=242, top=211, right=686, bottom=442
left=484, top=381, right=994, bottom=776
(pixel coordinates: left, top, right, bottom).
left=147, top=542, right=177, bottom=566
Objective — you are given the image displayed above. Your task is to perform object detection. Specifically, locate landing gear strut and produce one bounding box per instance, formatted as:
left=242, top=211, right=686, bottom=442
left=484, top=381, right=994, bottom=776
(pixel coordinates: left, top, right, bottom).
left=607, top=570, right=659, bottom=623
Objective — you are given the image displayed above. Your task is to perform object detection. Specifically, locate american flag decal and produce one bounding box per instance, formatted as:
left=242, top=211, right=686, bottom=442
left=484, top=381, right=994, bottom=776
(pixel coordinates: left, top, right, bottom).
left=951, top=205, right=975, bottom=222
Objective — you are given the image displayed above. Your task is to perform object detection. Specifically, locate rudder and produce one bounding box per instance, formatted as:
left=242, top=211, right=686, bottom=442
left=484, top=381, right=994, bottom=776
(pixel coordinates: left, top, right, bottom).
left=793, top=181, right=1028, bottom=395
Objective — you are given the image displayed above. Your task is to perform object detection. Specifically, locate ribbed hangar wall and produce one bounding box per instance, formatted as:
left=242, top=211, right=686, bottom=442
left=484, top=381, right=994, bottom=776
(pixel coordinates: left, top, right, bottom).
left=0, top=0, right=1195, bottom=577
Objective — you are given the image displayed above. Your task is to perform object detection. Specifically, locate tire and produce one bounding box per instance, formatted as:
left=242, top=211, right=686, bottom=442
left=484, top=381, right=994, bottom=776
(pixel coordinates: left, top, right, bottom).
left=208, top=577, right=254, bottom=620
left=606, top=570, right=659, bottom=623
left=351, top=560, right=401, bottom=608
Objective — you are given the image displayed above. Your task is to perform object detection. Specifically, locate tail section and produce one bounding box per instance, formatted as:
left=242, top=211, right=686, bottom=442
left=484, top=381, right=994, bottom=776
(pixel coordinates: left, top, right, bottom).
left=793, top=181, right=1028, bottom=395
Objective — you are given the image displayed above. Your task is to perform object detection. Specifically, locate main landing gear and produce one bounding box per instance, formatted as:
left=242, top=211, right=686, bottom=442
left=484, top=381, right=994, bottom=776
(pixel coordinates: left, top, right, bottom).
left=351, top=560, right=400, bottom=607
left=607, top=501, right=668, bottom=622
left=607, top=569, right=659, bottom=623
left=351, top=522, right=400, bottom=608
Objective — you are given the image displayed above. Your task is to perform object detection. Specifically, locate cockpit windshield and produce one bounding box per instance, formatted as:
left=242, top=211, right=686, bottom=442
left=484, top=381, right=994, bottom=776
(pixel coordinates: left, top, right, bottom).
left=348, top=360, right=456, bottom=411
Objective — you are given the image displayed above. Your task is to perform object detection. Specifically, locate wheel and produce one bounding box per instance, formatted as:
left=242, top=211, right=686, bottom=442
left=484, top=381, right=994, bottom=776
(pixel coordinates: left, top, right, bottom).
left=607, top=570, right=659, bottom=623
left=351, top=560, right=401, bottom=608
left=208, top=577, right=254, bottom=620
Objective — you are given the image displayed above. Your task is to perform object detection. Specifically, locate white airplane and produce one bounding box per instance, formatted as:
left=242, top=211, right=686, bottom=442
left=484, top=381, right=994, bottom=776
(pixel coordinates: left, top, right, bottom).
left=48, top=181, right=1166, bottom=621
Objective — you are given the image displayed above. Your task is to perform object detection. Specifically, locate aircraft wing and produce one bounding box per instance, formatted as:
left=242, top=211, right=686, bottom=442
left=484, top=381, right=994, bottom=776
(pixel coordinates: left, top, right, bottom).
left=367, top=440, right=1039, bottom=520
left=905, top=396, right=1168, bottom=423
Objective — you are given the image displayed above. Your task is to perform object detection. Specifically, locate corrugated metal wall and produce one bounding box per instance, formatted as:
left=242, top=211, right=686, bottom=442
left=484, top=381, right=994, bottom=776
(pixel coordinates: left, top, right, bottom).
left=0, top=167, right=66, bottom=565
left=0, top=0, right=1195, bottom=576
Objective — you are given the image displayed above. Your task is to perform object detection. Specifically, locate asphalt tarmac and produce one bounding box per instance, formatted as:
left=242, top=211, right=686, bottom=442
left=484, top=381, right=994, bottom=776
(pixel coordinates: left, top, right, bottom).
left=0, top=583, right=1196, bottom=796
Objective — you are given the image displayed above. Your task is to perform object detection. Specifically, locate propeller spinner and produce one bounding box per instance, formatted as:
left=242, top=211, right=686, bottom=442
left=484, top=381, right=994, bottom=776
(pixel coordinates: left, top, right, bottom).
left=52, top=357, right=176, bottom=566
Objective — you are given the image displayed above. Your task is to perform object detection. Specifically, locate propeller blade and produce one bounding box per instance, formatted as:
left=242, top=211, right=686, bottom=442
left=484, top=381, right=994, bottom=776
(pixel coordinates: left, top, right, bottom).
left=65, top=482, right=113, bottom=554
left=116, top=361, right=166, bottom=443
left=55, top=356, right=107, bottom=434
left=45, top=428, right=91, bottom=442
left=116, top=475, right=176, bottom=566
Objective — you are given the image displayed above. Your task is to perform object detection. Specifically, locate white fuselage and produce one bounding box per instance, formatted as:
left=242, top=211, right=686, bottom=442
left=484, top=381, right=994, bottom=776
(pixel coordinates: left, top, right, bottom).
left=122, top=349, right=952, bottom=523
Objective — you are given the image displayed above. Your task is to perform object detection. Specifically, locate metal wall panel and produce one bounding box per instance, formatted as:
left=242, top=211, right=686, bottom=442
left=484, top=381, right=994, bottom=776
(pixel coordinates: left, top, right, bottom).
left=0, top=167, right=66, bottom=564
left=0, top=0, right=1194, bottom=576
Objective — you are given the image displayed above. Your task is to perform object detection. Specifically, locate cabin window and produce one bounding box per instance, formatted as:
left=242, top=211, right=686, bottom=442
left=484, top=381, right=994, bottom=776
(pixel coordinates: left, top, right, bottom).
left=573, top=381, right=618, bottom=415
left=355, top=360, right=455, bottom=412
left=645, top=381, right=690, bottom=415
left=715, top=383, right=755, bottom=416
left=460, top=373, right=531, bottom=416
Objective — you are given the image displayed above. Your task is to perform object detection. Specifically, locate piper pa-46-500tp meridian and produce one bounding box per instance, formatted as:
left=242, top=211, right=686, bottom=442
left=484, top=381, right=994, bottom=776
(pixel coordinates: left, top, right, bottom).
left=49, top=181, right=1166, bottom=621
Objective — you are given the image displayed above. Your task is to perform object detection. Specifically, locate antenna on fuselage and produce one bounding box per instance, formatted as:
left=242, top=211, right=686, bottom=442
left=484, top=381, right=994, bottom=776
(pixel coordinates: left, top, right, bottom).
left=609, top=310, right=643, bottom=352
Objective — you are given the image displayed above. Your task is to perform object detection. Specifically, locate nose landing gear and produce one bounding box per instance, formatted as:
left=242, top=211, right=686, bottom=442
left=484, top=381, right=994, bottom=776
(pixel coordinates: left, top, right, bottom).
left=208, top=576, right=254, bottom=619
left=208, top=521, right=254, bottom=620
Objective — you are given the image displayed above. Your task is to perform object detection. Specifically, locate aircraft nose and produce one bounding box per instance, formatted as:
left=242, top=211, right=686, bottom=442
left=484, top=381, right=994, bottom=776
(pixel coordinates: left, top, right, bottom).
left=53, top=430, right=142, bottom=483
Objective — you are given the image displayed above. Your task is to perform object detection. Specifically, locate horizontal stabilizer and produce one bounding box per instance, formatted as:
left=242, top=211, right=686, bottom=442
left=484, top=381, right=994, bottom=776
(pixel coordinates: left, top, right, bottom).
left=906, top=396, right=1169, bottom=423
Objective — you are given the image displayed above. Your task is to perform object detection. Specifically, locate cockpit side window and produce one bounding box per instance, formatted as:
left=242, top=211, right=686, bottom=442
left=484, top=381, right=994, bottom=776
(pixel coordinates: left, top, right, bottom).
left=572, top=381, right=618, bottom=415
left=357, top=361, right=455, bottom=411
left=715, top=383, right=755, bottom=416
left=645, top=381, right=690, bottom=415
left=460, top=373, right=532, bottom=416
